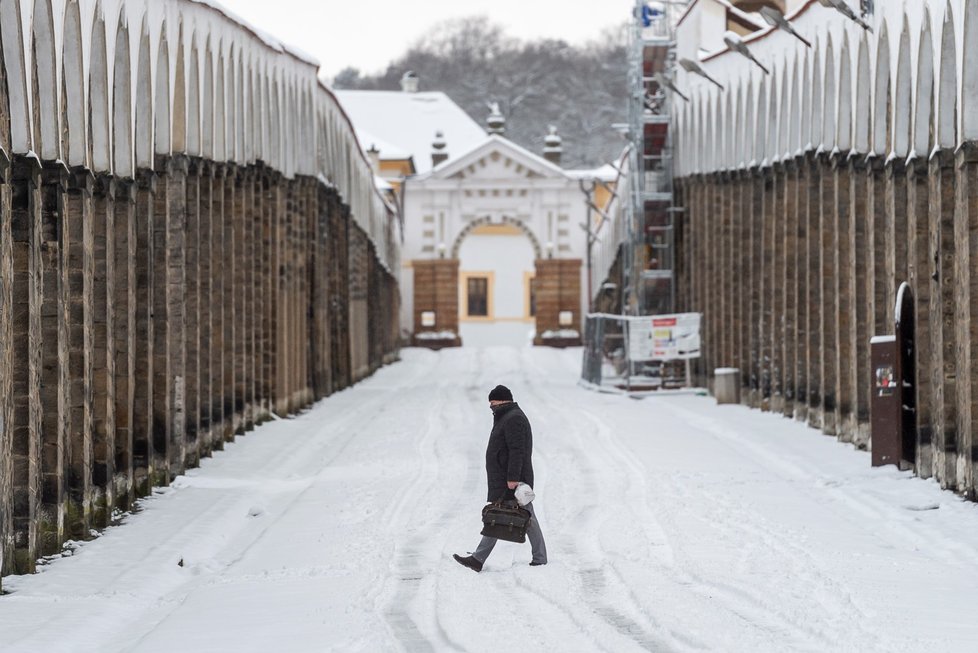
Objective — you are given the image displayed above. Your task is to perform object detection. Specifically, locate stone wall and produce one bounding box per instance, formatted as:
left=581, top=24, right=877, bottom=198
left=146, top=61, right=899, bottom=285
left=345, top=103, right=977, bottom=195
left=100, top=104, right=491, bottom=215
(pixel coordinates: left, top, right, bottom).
left=0, top=156, right=400, bottom=585
left=0, top=0, right=402, bottom=588
left=677, top=148, right=978, bottom=497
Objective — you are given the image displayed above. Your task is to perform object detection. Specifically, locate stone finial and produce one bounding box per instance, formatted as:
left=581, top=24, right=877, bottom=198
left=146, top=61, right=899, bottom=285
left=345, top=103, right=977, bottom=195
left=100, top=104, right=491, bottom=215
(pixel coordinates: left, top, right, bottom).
left=543, top=125, right=562, bottom=165
left=400, top=71, right=419, bottom=93
left=432, top=131, right=448, bottom=167
left=486, top=101, right=505, bottom=135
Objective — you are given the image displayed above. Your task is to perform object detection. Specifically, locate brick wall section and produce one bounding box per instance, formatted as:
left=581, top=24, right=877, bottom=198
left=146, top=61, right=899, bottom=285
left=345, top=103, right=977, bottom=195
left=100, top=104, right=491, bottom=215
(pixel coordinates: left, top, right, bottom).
left=412, top=259, right=461, bottom=344
left=532, top=258, right=582, bottom=345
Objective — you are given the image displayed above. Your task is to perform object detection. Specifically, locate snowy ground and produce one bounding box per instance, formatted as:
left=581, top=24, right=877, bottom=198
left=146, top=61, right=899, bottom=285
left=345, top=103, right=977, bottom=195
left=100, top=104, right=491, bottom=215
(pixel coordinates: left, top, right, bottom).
left=4, top=347, right=978, bottom=652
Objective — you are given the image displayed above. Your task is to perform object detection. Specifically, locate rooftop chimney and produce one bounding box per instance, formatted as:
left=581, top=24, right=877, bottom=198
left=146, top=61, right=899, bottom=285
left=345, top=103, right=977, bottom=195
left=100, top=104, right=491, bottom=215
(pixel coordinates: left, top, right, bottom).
left=366, top=143, right=380, bottom=172
left=543, top=125, right=562, bottom=165
left=400, top=70, right=419, bottom=93
left=431, top=131, right=448, bottom=167
left=486, top=101, right=505, bottom=135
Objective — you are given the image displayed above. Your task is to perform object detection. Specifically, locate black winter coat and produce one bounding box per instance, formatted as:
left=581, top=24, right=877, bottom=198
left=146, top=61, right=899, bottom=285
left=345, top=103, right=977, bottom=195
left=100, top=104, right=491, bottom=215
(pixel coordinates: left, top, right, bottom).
left=485, top=402, right=534, bottom=501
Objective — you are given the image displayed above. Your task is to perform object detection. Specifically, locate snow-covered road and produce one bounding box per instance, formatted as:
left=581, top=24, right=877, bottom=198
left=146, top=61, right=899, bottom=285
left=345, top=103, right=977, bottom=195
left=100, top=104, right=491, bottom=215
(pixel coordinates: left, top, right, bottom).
left=4, top=347, right=978, bottom=652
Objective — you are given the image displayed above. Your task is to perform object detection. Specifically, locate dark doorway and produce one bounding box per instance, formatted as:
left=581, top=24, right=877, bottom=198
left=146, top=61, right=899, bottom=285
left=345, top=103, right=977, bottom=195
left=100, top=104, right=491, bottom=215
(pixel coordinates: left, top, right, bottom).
left=896, top=282, right=917, bottom=467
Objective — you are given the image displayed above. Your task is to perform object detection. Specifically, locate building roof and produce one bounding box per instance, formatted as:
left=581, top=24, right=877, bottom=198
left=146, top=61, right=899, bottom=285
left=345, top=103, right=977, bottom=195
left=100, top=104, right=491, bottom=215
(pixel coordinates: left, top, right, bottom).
left=418, top=134, right=569, bottom=181
left=334, top=90, right=487, bottom=175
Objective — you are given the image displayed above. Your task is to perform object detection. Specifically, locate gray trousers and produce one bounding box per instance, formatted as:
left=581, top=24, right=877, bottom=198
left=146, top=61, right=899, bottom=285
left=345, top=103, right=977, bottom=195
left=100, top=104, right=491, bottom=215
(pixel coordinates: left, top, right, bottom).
left=473, top=502, right=547, bottom=565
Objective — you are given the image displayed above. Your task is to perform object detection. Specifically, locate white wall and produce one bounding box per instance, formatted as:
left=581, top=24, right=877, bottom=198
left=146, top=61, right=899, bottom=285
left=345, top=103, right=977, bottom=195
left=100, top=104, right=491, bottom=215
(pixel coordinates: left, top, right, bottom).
left=458, top=232, right=535, bottom=346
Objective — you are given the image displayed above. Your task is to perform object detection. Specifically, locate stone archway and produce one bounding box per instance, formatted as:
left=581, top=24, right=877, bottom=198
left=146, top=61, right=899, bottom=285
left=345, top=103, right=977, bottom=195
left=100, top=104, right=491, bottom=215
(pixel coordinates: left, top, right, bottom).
left=450, top=215, right=543, bottom=260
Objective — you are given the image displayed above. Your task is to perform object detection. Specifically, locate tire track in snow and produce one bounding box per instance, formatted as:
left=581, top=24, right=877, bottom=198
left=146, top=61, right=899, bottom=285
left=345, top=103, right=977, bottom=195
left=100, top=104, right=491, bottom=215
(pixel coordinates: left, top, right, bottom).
left=516, top=349, right=685, bottom=652
left=379, top=349, right=483, bottom=652
left=638, top=399, right=877, bottom=650
left=105, top=356, right=440, bottom=651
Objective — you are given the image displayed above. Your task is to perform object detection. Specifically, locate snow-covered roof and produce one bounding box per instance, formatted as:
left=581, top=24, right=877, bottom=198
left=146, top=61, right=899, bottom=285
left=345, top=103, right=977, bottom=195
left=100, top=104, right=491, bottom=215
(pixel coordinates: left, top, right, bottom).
left=334, top=90, right=487, bottom=175
left=565, top=164, right=619, bottom=182
left=355, top=129, right=411, bottom=161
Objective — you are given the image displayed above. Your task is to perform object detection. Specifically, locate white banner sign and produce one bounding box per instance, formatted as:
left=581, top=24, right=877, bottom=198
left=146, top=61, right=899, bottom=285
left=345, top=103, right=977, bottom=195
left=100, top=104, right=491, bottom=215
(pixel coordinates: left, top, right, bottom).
left=627, top=313, right=701, bottom=361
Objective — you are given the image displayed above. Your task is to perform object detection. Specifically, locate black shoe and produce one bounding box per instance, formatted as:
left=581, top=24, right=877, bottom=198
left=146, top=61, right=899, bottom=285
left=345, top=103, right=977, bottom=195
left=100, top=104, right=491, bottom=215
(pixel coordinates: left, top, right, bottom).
left=529, top=561, right=547, bottom=566
left=453, top=554, right=483, bottom=572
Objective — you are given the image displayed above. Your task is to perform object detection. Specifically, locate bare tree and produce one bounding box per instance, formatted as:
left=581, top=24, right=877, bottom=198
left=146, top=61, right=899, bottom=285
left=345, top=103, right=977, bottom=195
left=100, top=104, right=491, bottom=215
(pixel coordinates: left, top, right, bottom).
left=333, top=17, right=629, bottom=168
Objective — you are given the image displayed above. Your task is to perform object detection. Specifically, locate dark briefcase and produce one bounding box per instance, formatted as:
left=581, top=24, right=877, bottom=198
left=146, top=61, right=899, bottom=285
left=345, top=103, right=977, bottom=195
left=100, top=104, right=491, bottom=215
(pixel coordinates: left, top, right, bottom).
left=481, top=500, right=531, bottom=543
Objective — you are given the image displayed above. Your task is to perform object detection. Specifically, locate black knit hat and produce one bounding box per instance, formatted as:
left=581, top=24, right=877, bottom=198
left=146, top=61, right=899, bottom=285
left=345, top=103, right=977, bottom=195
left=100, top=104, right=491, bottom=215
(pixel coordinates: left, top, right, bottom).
left=488, top=385, right=513, bottom=402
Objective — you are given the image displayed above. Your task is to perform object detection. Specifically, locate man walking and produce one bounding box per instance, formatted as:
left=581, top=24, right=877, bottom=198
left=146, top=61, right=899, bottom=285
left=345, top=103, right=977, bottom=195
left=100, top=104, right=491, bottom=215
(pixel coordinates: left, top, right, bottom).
left=453, top=385, right=548, bottom=572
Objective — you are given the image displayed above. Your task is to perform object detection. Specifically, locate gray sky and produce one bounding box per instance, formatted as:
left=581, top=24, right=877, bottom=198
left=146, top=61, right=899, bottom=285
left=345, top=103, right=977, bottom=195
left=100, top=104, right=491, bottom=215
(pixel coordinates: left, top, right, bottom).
left=216, top=0, right=636, bottom=81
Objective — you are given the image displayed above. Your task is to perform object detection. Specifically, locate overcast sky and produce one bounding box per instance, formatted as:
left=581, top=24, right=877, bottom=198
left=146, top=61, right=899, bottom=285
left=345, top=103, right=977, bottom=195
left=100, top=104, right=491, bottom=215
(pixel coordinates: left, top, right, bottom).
left=217, top=0, right=636, bottom=81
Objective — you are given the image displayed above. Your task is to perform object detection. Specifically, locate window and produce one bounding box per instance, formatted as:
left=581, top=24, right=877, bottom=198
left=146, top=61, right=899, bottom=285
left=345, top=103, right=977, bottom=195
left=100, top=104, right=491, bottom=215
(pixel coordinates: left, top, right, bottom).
left=467, top=277, right=489, bottom=317
left=526, top=274, right=537, bottom=318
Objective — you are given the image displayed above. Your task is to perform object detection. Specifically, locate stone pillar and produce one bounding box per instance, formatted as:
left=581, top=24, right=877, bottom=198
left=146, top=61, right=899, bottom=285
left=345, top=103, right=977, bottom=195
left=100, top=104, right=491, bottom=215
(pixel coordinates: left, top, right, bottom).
left=197, top=162, right=214, bottom=455
left=955, top=144, right=978, bottom=495
left=886, top=160, right=909, bottom=321
left=759, top=170, right=774, bottom=407
left=330, top=203, right=351, bottom=390
left=233, top=168, right=248, bottom=432
left=209, top=165, right=225, bottom=446
left=90, top=175, right=114, bottom=527
left=835, top=155, right=857, bottom=441
left=132, top=171, right=154, bottom=496
left=533, top=258, right=582, bottom=346
left=184, top=160, right=201, bottom=468
left=850, top=156, right=872, bottom=448
left=735, top=172, right=751, bottom=396
left=748, top=168, right=763, bottom=407
left=263, top=170, right=279, bottom=413
left=64, top=167, right=94, bottom=538
left=907, top=157, right=933, bottom=476
left=150, top=166, right=170, bottom=482
left=819, top=154, right=838, bottom=436
left=112, top=179, right=135, bottom=508
left=781, top=160, right=800, bottom=417
left=165, top=158, right=187, bottom=471
left=868, top=157, right=887, bottom=334
left=11, top=154, right=42, bottom=573
left=223, top=168, right=237, bottom=435
left=719, top=172, right=733, bottom=370
left=771, top=163, right=786, bottom=413
left=794, top=157, right=810, bottom=423
left=930, top=150, right=957, bottom=488
left=806, top=155, right=822, bottom=429
left=38, top=162, right=68, bottom=556
left=0, top=149, right=13, bottom=582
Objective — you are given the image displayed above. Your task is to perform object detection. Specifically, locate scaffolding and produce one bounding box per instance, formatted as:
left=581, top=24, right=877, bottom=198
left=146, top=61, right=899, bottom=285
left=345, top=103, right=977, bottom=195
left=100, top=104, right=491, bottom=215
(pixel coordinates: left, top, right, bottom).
left=625, top=1, right=686, bottom=316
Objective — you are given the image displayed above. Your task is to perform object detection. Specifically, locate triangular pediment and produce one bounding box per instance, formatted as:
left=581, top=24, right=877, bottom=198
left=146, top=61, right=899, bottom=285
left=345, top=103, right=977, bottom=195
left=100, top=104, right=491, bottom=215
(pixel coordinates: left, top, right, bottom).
left=425, top=135, right=568, bottom=182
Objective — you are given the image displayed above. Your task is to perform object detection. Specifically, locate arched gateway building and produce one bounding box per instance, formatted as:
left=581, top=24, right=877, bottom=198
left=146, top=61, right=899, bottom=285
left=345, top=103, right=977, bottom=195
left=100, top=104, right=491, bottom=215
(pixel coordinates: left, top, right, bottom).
left=337, top=80, right=616, bottom=347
